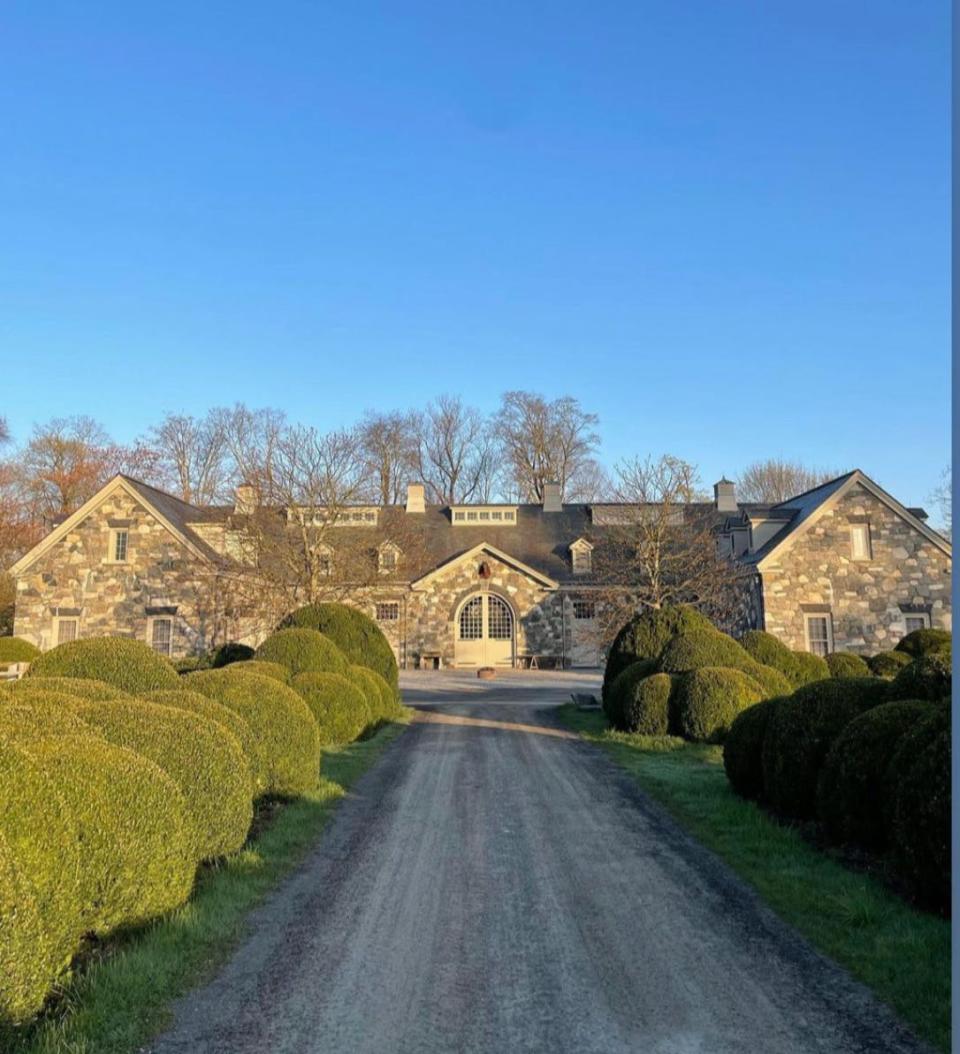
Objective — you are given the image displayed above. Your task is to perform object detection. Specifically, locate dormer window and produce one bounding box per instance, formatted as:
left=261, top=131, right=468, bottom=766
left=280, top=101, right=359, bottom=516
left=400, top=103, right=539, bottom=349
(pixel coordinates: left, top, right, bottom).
left=378, top=542, right=401, bottom=574
left=570, top=538, right=593, bottom=575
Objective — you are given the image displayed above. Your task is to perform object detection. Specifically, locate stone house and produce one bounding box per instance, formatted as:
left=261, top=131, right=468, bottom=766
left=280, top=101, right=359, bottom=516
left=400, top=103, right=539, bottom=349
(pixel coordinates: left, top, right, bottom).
left=9, top=469, right=951, bottom=667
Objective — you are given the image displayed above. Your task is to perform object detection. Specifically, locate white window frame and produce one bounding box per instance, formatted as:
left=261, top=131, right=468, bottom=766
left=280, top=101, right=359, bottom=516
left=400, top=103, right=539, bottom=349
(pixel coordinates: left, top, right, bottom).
left=107, top=528, right=129, bottom=563
left=147, top=616, right=174, bottom=657
left=850, top=523, right=871, bottom=561
left=804, top=613, right=833, bottom=656
left=53, top=616, right=79, bottom=646
left=903, top=612, right=931, bottom=634
left=375, top=602, right=400, bottom=622
left=570, top=538, right=594, bottom=576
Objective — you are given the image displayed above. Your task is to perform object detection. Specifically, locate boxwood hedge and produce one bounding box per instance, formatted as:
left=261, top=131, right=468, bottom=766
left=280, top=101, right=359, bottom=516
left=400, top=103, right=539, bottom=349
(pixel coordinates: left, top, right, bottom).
left=603, top=659, right=658, bottom=728
left=186, top=669, right=321, bottom=797
left=656, top=629, right=791, bottom=698
left=738, top=631, right=828, bottom=688
left=0, top=695, right=100, bottom=739
left=27, top=637, right=179, bottom=694
left=790, top=650, right=833, bottom=687
left=619, top=672, right=674, bottom=736
left=817, top=700, right=933, bottom=851
left=228, top=659, right=291, bottom=683
left=887, top=652, right=951, bottom=702
left=0, top=637, right=40, bottom=664
left=894, top=627, right=951, bottom=659
left=291, top=672, right=371, bottom=744
left=672, top=667, right=764, bottom=743
left=74, top=699, right=253, bottom=861
left=26, top=735, right=195, bottom=935
left=865, top=650, right=912, bottom=679
left=255, top=629, right=348, bottom=679
left=722, top=697, right=783, bottom=801
left=0, top=736, right=84, bottom=983
left=281, top=603, right=400, bottom=700
left=761, top=677, right=888, bottom=820
left=825, top=652, right=871, bottom=678
left=6, top=675, right=130, bottom=700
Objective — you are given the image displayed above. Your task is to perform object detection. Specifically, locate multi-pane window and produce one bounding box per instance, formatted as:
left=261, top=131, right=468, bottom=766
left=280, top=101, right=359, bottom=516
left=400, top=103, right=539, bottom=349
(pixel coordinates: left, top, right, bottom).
left=904, top=613, right=930, bottom=634
left=150, top=618, right=173, bottom=656
left=572, top=546, right=592, bottom=575
left=112, top=529, right=128, bottom=562
left=379, top=546, right=398, bottom=572
left=805, top=614, right=832, bottom=656
left=376, top=602, right=400, bottom=622
left=459, top=596, right=483, bottom=640
left=56, top=618, right=78, bottom=644
left=850, top=523, right=871, bottom=560
left=454, top=511, right=466, bottom=521
left=572, top=600, right=596, bottom=620
left=503, top=510, right=515, bottom=521
left=487, top=596, right=513, bottom=640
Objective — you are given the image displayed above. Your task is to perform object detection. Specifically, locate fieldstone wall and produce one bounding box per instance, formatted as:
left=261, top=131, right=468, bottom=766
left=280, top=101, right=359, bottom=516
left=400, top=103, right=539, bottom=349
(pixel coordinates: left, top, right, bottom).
left=760, top=482, right=952, bottom=654
left=14, top=490, right=236, bottom=656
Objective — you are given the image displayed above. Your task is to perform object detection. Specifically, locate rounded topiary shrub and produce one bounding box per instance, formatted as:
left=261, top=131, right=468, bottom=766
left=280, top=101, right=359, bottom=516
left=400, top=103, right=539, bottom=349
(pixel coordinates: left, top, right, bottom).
left=343, top=664, right=396, bottom=723
left=227, top=659, right=291, bottom=683
left=825, top=652, right=871, bottom=678
left=743, top=662, right=793, bottom=699
left=27, top=637, right=179, bottom=694
left=738, top=631, right=827, bottom=687
left=255, top=629, right=347, bottom=679
left=0, top=736, right=84, bottom=983
left=146, top=689, right=263, bottom=789
left=186, top=670, right=321, bottom=797
left=0, top=830, right=55, bottom=1027
left=817, top=700, right=934, bottom=851
left=281, top=603, right=399, bottom=701
left=657, top=630, right=790, bottom=698
left=895, top=628, right=951, bottom=659
left=866, top=650, right=913, bottom=679
left=26, top=735, right=195, bottom=935
left=887, top=705, right=950, bottom=913
left=291, top=672, right=371, bottom=744
left=672, top=668, right=764, bottom=743
left=603, top=659, right=657, bottom=728
left=723, top=698, right=783, bottom=801
left=887, top=653, right=951, bottom=702
left=0, top=637, right=40, bottom=665
left=789, top=650, right=832, bottom=687
left=211, top=642, right=255, bottom=668
left=602, top=606, right=714, bottom=704
left=761, top=677, right=888, bottom=821
left=7, top=675, right=130, bottom=700
left=619, top=672, right=674, bottom=736
left=74, top=700, right=253, bottom=861
left=0, top=694, right=101, bottom=739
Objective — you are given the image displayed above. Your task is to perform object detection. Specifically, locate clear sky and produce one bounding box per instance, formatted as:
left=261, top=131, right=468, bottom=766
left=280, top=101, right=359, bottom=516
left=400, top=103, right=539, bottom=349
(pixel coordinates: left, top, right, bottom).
left=0, top=2, right=950, bottom=507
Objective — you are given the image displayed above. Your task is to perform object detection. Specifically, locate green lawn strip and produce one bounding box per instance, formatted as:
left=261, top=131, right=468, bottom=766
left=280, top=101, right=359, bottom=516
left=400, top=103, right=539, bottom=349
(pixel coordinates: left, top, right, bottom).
left=15, top=716, right=410, bottom=1054
left=558, top=705, right=950, bottom=1053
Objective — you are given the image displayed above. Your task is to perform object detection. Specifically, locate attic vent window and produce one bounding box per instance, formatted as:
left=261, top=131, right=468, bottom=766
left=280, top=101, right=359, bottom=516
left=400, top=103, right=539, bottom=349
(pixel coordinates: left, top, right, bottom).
left=478, top=562, right=492, bottom=580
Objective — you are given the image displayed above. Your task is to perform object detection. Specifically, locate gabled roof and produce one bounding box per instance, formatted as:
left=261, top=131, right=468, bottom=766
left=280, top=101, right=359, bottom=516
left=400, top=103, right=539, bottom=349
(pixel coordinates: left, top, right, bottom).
left=410, top=541, right=559, bottom=590
left=10, top=474, right=227, bottom=576
left=742, top=469, right=951, bottom=568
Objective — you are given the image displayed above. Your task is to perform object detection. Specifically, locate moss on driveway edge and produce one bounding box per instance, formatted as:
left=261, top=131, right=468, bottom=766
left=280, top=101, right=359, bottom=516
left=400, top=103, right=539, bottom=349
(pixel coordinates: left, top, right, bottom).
left=14, top=715, right=411, bottom=1054
left=557, top=705, right=949, bottom=1053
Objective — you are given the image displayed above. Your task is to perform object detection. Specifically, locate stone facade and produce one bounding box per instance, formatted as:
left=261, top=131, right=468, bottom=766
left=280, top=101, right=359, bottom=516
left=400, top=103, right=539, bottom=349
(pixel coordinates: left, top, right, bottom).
left=757, top=482, right=951, bottom=653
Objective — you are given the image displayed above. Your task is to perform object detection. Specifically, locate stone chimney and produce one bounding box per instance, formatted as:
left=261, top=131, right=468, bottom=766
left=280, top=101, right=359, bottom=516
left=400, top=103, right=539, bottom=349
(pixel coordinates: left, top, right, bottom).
left=542, top=481, right=562, bottom=513
left=234, top=483, right=258, bottom=515
left=406, top=482, right=425, bottom=514
left=713, top=478, right=737, bottom=513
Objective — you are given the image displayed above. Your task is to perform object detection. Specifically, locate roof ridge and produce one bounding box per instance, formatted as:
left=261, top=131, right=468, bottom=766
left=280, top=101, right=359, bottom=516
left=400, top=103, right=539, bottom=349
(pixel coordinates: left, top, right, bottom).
left=771, top=469, right=858, bottom=509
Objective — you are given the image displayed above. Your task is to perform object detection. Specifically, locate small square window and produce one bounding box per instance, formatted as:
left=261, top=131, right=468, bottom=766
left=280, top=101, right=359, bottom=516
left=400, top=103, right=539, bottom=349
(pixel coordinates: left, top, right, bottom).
left=479, top=511, right=490, bottom=520
left=491, top=511, right=502, bottom=520
left=454, top=511, right=465, bottom=521
left=376, top=602, right=400, bottom=622
left=150, top=618, right=173, bottom=656
left=572, top=600, right=596, bottom=620
left=467, top=511, right=478, bottom=521
left=904, top=613, right=930, bottom=634
left=805, top=614, right=832, bottom=657
left=503, top=510, right=515, bottom=521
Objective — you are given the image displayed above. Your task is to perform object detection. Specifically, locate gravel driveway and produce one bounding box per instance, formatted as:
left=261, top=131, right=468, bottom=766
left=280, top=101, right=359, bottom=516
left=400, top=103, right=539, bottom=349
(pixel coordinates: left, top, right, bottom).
left=148, top=671, right=929, bottom=1054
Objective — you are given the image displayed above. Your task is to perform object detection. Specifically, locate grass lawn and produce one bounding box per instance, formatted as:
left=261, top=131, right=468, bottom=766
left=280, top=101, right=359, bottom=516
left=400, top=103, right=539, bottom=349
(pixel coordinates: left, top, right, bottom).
left=12, top=716, right=410, bottom=1054
left=558, top=705, right=950, bottom=1053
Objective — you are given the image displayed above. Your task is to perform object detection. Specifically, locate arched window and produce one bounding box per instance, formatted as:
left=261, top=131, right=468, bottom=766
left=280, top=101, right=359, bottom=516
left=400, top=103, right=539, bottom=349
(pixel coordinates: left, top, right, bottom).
left=459, top=596, right=483, bottom=639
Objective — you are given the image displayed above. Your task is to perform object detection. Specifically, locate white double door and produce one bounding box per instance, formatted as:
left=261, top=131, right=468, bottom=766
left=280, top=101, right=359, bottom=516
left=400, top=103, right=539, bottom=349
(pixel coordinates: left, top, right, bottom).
left=455, top=593, right=514, bottom=667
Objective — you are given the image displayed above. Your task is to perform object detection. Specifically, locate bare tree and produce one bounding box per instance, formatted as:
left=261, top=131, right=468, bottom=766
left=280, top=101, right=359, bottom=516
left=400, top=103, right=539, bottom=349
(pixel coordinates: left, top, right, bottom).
left=495, top=391, right=600, bottom=501
left=0, top=418, right=10, bottom=446
left=412, top=395, right=495, bottom=504
left=736, top=458, right=836, bottom=504
left=140, top=411, right=230, bottom=505
left=593, top=454, right=738, bottom=643
left=358, top=410, right=418, bottom=505
left=214, top=404, right=287, bottom=495
left=930, top=465, right=951, bottom=539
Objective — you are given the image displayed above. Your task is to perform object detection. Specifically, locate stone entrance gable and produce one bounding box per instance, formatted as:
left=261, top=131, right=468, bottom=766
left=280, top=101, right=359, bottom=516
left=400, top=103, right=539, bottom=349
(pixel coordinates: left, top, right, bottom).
left=406, top=544, right=562, bottom=667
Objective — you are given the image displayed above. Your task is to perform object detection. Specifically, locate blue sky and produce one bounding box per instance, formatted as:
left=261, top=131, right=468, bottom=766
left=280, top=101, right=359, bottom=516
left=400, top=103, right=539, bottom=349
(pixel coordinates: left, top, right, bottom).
left=0, top=2, right=950, bottom=507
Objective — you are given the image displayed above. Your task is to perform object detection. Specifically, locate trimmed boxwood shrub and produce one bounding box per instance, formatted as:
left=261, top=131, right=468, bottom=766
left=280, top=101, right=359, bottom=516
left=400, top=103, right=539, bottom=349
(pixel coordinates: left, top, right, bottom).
left=73, top=699, right=253, bottom=861
left=744, top=662, right=793, bottom=698
left=211, top=642, right=255, bottom=668
left=6, top=675, right=130, bottom=700
left=27, top=637, right=179, bottom=694
left=723, top=698, right=783, bottom=801
left=146, top=689, right=263, bottom=789
left=281, top=603, right=400, bottom=701
left=341, top=665, right=382, bottom=722
left=602, top=605, right=713, bottom=704
left=790, top=650, right=832, bottom=686
left=761, top=677, right=888, bottom=820
left=25, top=735, right=195, bottom=935
left=620, top=673, right=673, bottom=735
left=887, top=705, right=950, bottom=913
left=672, top=668, right=764, bottom=743
left=825, top=652, right=871, bottom=678
left=895, top=627, right=951, bottom=658
left=739, top=631, right=830, bottom=688
left=0, top=695, right=100, bottom=739
left=604, top=659, right=658, bottom=729
left=0, top=736, right=84, bottom=982
left=228, top=659, right=291, bottom=683
left=291, top=672, right=371, bottom=744
left=186, top=669, right=321, bottom=797
left=0, top=637, right=40, bottom=664
left=866, top=650, right=912, bottom=679
left=887, top=652, right=951, bottom=702
left=657, top=629, right=791, bottom=698
left=817, top=700, right=933, bottom=851
left=255, top=629, right=347, bottom=679
left=0, top=829, right=55, bottom=1027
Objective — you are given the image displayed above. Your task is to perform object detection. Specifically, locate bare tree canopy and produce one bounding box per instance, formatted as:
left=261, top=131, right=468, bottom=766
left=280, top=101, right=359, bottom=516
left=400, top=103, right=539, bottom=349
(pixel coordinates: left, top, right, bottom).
left=495, top=391, right=600, bottom=501
left=0, top=418, right=10, bottom=446
left=735, top=458, right=837, bottom=504
left=357, top=410, right=417, bottom=505
left=412, top=395, right=495, bottom=505
left=141, top=411, right=230, bottom=506
left=930, top=465, right=951, bottom=539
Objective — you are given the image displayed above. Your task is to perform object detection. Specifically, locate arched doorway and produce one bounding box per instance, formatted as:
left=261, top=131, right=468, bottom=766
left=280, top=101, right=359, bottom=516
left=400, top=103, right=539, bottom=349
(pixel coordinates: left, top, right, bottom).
left=454, top=592, right=515, bottom=668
